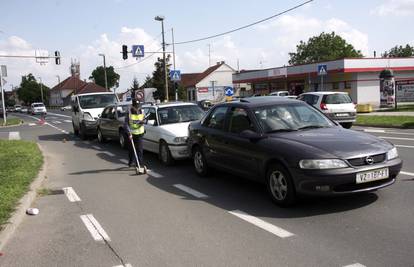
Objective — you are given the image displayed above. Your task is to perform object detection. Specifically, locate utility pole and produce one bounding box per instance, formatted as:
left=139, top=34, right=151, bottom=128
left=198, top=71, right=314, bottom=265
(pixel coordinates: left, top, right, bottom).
left=172, top=28, right=178, bottom=101
left=208, top=44, right=211, bottom=67
left=155, top=16, right=169, bottom=102
left=0, top=66, right=6, bottom=125
left=99, top=53, right=108, bottom=91
left=38, top=77, right=44, bottom=103
left=210, top=81, right=217, bottom=100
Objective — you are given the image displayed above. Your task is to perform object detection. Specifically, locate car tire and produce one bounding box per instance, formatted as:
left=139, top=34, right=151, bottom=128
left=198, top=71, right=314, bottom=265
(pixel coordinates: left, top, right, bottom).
left=192, top=146, right=209, bottom=177
left=79, top=123, right=87, bottom=140
left=97, top=128, right=106, bottom=143
left=266, top=163, right=296, bottom=207
left=159, top=141, right=174, bottom=166
left=73, top=123, right=79, bottom=136
left=119, top=129, right=127, bottom=149
left=341, top=122, right=353, bottom=129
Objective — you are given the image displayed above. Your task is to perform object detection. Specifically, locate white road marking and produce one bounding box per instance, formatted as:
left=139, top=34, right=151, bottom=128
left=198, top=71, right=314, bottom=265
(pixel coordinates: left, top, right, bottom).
left=64, top=120, right=72, bottom=123
left=47, top=112, right=71, bottom=118
left=63, top=187, right=81, bottom=202
left=343, top=263, right=366, bottom=267
left=229, top=210, right=294, bottom=238
left=400, top=171, right=414, bottom=177
left=395, top=144, right=414, bottom=149
left=92, top=145, right=101, bottom=150
left=80, top=214, right=110, bottom=242
left=44, top=122, right=69, bottom=134
left=103, top=151, right=116, bottom=157
left=113, top=264, right=133, bottom=267
left=173, top=184, right=208, bottom=198
left=148, top=170, right=163, bottom=178
left=53, top=120, right=62, bottom=124
left=28, top=123, right=36, bottom=126
left=379, top=136, right=414, bottom=141
left=8, top=132, right=20, bottom=140
left=363, top=129, right=385, bottom=133
left=119, top=159, right=129, bottom=164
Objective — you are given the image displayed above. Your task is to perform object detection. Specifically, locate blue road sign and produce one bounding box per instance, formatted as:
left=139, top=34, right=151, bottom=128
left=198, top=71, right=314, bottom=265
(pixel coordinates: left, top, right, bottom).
left=132, top=45, right=145, bottom=57
left=318, top=64, right=328, bottom=76
left=170, top=70, right=181, bottom=81
left=225, top=86, right=234, bottom=96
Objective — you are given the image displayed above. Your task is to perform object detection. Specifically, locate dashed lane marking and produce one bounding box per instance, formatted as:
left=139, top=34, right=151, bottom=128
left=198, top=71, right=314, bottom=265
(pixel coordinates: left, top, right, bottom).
left=8, top=132, right=20, bottom=140
left=47, top=112, right=71, bottom=118
left=147, top=170, right=163, bottom=178
left=63, top=187, right=81, bottom=202
left=400, top=171, right=414, bottom=177
left=28, top=123, right=36, bottom=126
left=343, top=263, right=366, bottom=267
left=103, top=151, right=116, bottom=157
left=364, top=128, right=414, bottom=136
left=80, top=214, right=110, bottom=242
left=379, top=136, right=414, bottom=141
left=363, top=129, right=385, bottom=133
left=229, top=210, right=294, bottom=238
left=53, top=120, right=62, bottom=124
left=395, top=144, right=414, bottom=149
left=92, top=145, right=101, bottom=150
left=113, top=264, right=133, bottom=267
left=64, top=120, right=72, bottom=123
left=173, top=184, right=208, bottom=198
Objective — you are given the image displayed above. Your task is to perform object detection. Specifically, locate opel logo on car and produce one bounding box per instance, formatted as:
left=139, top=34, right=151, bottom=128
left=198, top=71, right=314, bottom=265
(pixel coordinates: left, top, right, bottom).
left=365, top=156, right=374, bottom=165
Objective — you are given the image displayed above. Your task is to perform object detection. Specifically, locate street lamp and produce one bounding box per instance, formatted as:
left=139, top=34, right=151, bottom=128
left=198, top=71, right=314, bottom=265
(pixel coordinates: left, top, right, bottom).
left=98, top=53, right=108, bottom=91
left=155, top=15, right=169, bottom=102
left=38, top=76, right=44, bottom=103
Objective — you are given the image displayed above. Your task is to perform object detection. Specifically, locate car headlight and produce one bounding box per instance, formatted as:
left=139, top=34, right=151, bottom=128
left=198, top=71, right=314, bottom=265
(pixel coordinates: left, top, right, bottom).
left=387, top=147, right=398, bottom=160
left=83, top=112, right=94, bottom=121
left=299, top=159, right=348, bottom=169
left=173, top=137, right=188, bottom=143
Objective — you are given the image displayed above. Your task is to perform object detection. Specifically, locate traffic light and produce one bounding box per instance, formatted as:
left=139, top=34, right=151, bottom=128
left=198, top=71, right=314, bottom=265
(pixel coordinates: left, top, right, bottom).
left=122, top=45, right=128, bottom=60
left=55, top=51, right=61, bottom=65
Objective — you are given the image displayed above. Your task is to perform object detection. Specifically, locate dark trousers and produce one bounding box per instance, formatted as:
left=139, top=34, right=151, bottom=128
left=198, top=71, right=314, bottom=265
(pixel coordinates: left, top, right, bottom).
left=128, top=134, right=144, bottom=165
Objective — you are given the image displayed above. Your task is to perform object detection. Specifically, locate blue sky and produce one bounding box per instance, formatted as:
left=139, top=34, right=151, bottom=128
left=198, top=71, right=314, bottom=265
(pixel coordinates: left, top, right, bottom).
left=1, top=0, right=413, bottom=92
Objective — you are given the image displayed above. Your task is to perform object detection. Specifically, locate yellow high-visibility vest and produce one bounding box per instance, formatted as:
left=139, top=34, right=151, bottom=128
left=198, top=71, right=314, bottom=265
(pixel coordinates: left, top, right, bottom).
left=129, top=113, right=145, bottom=135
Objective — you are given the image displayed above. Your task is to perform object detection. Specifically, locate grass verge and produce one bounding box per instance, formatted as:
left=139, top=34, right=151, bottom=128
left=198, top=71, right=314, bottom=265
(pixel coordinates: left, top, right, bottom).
left=0, top=140, right=43, bottom=229
left=377, top=104, right=414, bottom=112
left=356, top=115, right=414, bottom=128
left=0, top=118, right=23, bottom=126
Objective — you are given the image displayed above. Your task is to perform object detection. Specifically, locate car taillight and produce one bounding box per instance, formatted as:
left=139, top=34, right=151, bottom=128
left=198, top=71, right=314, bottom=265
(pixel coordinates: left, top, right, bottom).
left=320, top=102, right=328, bottom=110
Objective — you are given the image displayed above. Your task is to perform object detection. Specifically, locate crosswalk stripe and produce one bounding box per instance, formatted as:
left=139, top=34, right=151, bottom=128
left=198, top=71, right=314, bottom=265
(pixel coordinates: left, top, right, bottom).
left=28, top=123, right=36, bottom=126
left=53, top=121, right=62, bottom=124
left=64, top=120, right=72, bottom=123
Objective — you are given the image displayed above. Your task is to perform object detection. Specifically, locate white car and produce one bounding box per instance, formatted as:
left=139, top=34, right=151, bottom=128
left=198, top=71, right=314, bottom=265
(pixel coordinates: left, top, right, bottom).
left=141, top=102, right=205, bottom=165
left=30, top=102, right=47, bottom=115
left=269, top=90, right=289, bottom=96
left=298, top=91, right=356, bottom=128
left=60, top=105, right=72, bottom=111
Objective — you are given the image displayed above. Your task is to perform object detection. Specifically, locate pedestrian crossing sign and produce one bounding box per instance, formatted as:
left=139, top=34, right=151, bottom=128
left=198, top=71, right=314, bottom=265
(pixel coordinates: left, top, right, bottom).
left=132, top=45, right=145, bottom=57
left=170, top=70, right=181, bottom=81
left=318, top=64, right=327, bottom=76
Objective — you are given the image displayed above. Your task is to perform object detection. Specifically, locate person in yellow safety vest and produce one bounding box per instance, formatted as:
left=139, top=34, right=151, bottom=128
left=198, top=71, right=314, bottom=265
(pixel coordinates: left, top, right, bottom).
left=124, top=99, right=145, bottom=167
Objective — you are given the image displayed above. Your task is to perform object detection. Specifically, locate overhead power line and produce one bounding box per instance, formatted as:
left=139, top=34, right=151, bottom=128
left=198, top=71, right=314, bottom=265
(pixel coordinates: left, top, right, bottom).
left=173, top=0, right=314, bottom=45
left=114, top=47, right=163, bottom=70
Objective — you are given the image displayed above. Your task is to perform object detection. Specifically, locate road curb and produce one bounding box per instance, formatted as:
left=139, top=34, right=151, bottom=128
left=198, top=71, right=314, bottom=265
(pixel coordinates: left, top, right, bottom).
left=0, top=120, right=24, bottom=129
left=0, top=143, right=48, bottom=252
left=354, top=123, right=414, bottom=129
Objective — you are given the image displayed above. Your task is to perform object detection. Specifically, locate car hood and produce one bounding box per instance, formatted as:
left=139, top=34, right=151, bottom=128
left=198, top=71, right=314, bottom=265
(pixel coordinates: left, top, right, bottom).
left=159, top=122, right=191, bottom=137
left=269, top=127, right=392, bottom=159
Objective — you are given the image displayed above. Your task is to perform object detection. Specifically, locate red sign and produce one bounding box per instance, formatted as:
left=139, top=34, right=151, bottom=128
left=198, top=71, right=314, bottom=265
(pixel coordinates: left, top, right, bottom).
left=135, top=90, right=144, bottom=101
left=198, top=87, right=208, bottom=93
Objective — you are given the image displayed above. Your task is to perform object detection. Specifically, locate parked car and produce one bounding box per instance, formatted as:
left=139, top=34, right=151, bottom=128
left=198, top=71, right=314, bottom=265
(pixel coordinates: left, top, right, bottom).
left=196, top=100, right=213, bottom=111
left=60, top=105, right=72, bottom=111
left=97, top=101, right=205, bottom=165
left=30, top=102, right=47, bottom=115
left=269, top=90, right=289, bottom=96
left=21, top=106, right=28, bottom=113
left=14, top=105, right=22, bottom=112
left=187, top=96, right=402, bottom=206
left=298, top=91, right=356, bottom=128
left=71, top=92, right=119, bottom=140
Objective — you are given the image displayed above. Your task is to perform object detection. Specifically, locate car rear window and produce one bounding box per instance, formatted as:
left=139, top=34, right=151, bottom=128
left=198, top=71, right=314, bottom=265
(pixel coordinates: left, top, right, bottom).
left=33, top=104, right=45, bottom=107
left=323, top=94, right=352, bottom=104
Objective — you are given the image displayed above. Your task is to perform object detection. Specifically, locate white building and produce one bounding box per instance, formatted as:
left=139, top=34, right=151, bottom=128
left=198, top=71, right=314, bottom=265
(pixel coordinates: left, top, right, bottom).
left=233, top=57, right=414, bottom=108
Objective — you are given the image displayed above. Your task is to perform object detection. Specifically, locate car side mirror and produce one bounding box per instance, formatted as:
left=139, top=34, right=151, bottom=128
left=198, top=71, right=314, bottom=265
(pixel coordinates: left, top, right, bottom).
left=240, top=129, right=264, bottom=141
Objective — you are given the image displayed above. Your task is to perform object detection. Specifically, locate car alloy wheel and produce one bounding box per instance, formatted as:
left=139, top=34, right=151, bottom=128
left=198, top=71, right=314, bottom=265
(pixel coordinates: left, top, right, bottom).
left=193, top=146, right=209, bottom=176
left=97, top=128, right=105, bottom=143
left=159, top=141, right=174, bottom=166
left=266, top=164, right=295, bottom=206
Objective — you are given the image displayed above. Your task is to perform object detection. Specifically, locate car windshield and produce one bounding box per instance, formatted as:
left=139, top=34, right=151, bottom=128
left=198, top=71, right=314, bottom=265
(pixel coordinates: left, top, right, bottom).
left=253, top=103, right=334, bottom=132
left=324, top=94, right=352, bottom=104
left=79, top=94, right=118, bottom=109
left=158, top=105, right=204, bottom=125
left=33, top=104, right=44, bottom=107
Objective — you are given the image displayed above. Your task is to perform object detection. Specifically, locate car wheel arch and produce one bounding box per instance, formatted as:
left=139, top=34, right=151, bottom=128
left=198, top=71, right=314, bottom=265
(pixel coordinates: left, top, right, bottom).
left=263, top=158, right=293, bottom=182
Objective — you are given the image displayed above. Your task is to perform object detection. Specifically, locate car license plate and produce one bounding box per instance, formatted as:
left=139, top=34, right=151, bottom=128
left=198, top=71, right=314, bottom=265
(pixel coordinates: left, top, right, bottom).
left=356, top=168, right=389, bottom=184
left=336, top=113, right=349, bottom=117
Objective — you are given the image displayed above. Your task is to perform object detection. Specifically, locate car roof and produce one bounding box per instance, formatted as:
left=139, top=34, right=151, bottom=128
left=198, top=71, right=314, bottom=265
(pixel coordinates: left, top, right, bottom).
left=73, top=92, right=117, bottom=97
left=142, top=101, right=197, bottom=108
left=215, top=96, right=301, bottom=109
left=301, top=91, right=349, bottom=95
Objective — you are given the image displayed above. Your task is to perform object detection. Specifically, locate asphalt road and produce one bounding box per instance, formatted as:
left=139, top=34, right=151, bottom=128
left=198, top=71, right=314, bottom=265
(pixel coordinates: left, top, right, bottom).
left=0, top=111, right=413, bottom=267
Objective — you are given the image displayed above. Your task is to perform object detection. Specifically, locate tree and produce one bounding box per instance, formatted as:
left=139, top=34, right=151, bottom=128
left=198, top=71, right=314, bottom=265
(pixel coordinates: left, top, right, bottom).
left=288, top=32, right=363, bottom=65
left=131, top=77, right=140, bottom=90
left=150, top=55, right=175, bottom=101
left=16, top=74, right=50, bottom=105
left=89, top=66, right=120, bottom=90
left=382, top=44, right=414, bottom=57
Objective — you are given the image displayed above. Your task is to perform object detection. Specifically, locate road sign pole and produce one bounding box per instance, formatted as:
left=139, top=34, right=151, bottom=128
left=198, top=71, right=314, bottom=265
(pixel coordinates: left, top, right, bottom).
left=0, top=70, right=6, bottom=125
left=321, top=75, right=324, bottom=91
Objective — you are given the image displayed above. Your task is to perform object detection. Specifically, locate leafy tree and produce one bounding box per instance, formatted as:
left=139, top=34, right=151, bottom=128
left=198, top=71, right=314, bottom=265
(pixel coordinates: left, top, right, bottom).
left=131, top=77, right=140, bottom=90
left=16, top=74, right=50, bottom=105
left=382, top=44, right=414, bottom=57
left=89, top=66, right=120, bottom=90
left=141, top=75, right=153, bottom=88
left=150, top=55, right=175, bottom=101
left=288, top=32, right=363, bottom=65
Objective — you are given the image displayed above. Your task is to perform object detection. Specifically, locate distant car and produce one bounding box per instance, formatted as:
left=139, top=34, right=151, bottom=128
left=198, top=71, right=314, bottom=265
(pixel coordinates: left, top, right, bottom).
left=187, top=96, right=402, bottom=206
left=97, top=101, right=205, bottom=165
left=14, top=105, right=22, bottom=112
left=196, top=100, right=213, bottom=111
left=21, top=107, right=28, bottom=113
left=30, top=102, right=47, bottom=115
left=298, top=91, right=356, bottom=129
left=60, top=105, right=72, bottom=111
left=269, top=90, right=289, bottom=96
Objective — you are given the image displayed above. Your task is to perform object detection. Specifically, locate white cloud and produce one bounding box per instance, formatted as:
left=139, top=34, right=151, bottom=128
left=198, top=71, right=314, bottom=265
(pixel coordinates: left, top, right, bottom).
left=371, top=0, right=414, bottom=16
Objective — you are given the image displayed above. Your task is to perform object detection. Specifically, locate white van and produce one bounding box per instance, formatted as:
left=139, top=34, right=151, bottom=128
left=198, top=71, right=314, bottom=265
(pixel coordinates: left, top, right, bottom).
left=71, top=92, right=118, bottom=139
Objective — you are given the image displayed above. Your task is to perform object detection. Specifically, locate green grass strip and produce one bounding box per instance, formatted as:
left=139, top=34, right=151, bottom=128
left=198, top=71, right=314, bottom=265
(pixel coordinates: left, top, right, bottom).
left=0, top=118, right=23, bottom=126
left=356, top=115, right=414, bottom=128
left=0, top=140, right=43, bottom=228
